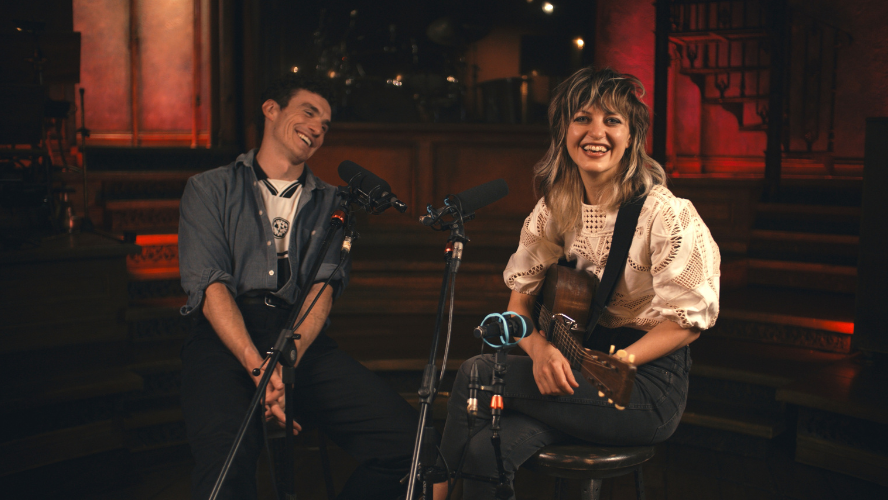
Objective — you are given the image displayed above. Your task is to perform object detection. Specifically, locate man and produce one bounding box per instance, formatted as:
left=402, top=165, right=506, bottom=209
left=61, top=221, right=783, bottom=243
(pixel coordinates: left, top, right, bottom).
left=178, top=74, right=418, bottom=499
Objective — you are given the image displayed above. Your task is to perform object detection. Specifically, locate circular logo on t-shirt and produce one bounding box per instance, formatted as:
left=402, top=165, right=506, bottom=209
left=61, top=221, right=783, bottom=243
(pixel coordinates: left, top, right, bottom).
left=272, top=217, right=290, bottom=238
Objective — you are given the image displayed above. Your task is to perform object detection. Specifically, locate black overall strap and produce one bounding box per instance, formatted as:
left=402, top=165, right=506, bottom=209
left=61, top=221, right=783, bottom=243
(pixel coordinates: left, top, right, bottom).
left=583, top=194, right=647, bottom=346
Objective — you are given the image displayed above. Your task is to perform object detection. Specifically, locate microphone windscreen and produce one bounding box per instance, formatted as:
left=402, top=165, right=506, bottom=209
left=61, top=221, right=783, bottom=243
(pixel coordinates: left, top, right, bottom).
left=338, top=161, right=391, bottom=193
left=454, top=179, right=509, bottom=214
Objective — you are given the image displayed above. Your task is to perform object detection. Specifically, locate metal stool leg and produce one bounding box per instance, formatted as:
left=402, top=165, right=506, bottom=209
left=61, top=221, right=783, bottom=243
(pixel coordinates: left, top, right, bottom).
left=634, top=467, right=646, bottom=500
left=581, top=478, right=603, bottom=500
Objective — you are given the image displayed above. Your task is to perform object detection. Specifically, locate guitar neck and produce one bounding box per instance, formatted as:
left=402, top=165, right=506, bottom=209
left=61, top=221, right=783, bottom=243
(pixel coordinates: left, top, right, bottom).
left=538, top=304, right=585, bottom=369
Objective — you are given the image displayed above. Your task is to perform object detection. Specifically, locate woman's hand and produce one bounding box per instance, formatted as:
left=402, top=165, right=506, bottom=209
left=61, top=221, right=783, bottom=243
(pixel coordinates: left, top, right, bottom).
left=529, top=339, right=580, bottom=396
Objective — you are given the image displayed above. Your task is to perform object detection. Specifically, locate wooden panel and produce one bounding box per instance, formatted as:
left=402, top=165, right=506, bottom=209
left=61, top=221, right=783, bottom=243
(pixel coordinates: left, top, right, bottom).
left=434, top=142, right=543, bottom=217
left=0, top=234, right=136, bottom=354
left=308, top=142, right=418, bottom=216
left=310, top=124, right=551, bottom=231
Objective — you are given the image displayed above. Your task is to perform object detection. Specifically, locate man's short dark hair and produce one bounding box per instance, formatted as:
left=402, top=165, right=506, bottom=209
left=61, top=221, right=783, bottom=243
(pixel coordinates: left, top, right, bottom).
left=257, top=73, right=334, bottom=135
left=262, top=73, right=333, bottom=112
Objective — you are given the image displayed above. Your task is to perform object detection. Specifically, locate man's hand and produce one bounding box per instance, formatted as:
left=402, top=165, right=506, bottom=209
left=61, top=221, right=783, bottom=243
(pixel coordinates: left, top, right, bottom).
left=251, top=362, right=285, bottom=410
left=252, top=362, right=302, bottom=433
left=530, top=342, right=580, bottom=396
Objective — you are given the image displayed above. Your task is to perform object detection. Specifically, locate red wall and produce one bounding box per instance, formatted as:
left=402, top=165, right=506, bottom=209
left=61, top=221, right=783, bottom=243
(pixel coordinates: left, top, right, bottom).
left=594, top=0, right=888, bottom=175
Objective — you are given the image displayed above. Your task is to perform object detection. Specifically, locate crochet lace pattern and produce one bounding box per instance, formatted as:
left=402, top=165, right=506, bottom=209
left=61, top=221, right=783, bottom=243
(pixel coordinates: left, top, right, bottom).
left=503, top=185, right=720, bottom=331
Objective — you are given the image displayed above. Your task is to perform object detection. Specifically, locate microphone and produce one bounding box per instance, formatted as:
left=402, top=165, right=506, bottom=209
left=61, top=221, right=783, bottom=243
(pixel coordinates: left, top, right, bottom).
left=473, top=312, right=533, bottom=344
left=420, top=179, right=509, bottom=225
left=338, top=161, right=407, bottom=213
left=467, top=362, right=480, bottom=419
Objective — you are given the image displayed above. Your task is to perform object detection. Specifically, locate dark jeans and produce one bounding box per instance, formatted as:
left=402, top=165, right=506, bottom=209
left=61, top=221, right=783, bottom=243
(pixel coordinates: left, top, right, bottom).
left=439, top=328, right=691, bottom=499
left=180, top=302, right=418, bottom=500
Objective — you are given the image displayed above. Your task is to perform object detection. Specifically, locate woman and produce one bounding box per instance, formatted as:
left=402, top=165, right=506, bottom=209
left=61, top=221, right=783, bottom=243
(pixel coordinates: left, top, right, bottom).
left=433, top=67, right=720, bottom=499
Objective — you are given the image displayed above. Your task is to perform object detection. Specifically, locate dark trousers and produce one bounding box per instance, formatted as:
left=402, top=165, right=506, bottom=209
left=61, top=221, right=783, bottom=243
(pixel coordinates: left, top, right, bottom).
left=439, top=327, right=691, bottom=499
left=180, top=302, right=418, bottom=500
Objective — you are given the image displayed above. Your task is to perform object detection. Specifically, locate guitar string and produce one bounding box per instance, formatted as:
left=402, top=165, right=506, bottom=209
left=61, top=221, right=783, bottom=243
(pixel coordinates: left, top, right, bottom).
left=533, top=301, right=634, bottom=403
left=534, top=302, right=603, bottom=369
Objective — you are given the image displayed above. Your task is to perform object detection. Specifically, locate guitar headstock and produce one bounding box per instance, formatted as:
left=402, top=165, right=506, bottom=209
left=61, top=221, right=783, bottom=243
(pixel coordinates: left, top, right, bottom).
left=578, top=347, right=637, bottom=408
left=546, top=315, right=637, bottom=408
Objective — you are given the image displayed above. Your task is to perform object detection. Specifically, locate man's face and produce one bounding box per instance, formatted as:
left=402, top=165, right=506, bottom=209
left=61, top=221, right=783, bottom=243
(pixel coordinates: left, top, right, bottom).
left=263, top=89, right=331, bottom=166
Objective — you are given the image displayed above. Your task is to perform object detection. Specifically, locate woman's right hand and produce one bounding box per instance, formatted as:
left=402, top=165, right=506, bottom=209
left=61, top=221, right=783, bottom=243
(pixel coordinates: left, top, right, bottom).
left=527, top=336, right=580, bottom=396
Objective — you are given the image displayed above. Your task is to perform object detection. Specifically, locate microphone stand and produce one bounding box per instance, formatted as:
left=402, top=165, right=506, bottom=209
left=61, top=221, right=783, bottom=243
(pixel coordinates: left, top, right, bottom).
left=486, top=347, right=513, bottom=499
left=405, top=202, right=471, bottom=500
left=209, top=189, right=354, bottom=500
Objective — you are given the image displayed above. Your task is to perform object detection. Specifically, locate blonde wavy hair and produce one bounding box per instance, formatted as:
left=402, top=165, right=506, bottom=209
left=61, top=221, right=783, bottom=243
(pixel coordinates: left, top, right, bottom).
left=534, top=67, right=666, bottom=236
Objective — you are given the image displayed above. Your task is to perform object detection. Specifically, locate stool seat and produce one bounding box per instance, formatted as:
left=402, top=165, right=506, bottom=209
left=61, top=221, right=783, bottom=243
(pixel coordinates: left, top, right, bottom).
left=524, top=444, right=656, bottom=480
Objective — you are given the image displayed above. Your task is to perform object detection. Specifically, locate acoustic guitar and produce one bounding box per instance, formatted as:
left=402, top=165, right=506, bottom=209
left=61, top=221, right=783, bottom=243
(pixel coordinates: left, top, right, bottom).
left=535, top=265, right=637, bottom=408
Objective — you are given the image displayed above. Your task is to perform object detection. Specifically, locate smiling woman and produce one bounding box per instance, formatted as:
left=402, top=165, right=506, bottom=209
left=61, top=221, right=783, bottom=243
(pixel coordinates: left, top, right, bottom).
left=566, top=106, right=631, bottom=203
left=433, top=67, right=720, bottom=500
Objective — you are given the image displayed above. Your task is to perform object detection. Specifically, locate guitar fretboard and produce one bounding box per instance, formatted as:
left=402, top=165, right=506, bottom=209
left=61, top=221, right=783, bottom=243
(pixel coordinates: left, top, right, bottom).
left=536, top=304, right=596, bottom=370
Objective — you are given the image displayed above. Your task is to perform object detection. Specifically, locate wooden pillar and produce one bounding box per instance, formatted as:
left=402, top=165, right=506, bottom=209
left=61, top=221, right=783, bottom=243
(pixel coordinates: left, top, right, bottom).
left=764, top=0, right=788, bottom=200
left=216, top=0, right=245, bottom=151
left=652, top=0, right=671, bottom=166
left=853, top=118, right=888, bottom=354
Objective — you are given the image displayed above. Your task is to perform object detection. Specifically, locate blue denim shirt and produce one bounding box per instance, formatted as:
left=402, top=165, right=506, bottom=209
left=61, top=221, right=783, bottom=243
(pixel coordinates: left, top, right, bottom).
left=178, top=149, right=350, bottom=316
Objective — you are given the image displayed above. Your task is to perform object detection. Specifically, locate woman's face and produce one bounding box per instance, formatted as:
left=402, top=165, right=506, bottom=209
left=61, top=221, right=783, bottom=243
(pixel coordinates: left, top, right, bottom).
left=566, top=104, right=631, bottom=191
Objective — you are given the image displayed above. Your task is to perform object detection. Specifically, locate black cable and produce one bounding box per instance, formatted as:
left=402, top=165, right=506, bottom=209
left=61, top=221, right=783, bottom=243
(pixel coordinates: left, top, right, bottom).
left=437, top=270, right=458, bottom=387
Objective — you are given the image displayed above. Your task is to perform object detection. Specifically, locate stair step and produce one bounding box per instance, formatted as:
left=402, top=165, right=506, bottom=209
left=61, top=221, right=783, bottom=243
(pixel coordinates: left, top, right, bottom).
left=749, top=230, right=859, bottom=266
left=85, top=145, right=237, bottom=172
left=767, top=179, right=863, bottom=206
left=691, top=337, right=850, bottom=388
left=795, top=434, right=888, bottom=488
left=0, top=367, right=143, bottom=413
left=754, top=203, right=860, bottom=235
left=681, top=400, right=786, bottom=439
left=0, top=420, right=125, bottom=476
left=746, top=259, right=857, bottom=294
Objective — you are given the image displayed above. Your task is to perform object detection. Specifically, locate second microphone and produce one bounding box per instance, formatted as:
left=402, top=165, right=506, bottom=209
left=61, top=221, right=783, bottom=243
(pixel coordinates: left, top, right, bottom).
left=338, top=160, right=407, bottom=213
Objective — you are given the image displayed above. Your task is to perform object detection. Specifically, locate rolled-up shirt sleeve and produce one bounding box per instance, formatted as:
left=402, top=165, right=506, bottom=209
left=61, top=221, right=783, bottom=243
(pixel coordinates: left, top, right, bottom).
left=309, top=225, right=351, bottom=301
left=648, top=197, right=720, bottom=330
left=178, top=176, right=235, bottom=315
left=503, top=198, right=564, bottom=295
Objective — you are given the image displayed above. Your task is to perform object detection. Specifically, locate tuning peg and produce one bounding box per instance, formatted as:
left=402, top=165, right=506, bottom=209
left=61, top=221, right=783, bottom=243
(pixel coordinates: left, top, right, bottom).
left=628, top=354, right=636, bottom=364
left=607, top=398, right=613, bottom=404
left=609, top=345, right=615, bottom=355
left=615, top=349, right=628, bottom=360
left=598, top=391, right=605, bottom=398
left=614, top=404, right=625, bottom=410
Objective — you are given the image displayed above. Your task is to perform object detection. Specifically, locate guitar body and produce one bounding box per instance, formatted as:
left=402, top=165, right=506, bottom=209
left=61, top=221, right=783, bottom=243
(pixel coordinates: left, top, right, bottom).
left=539, top=265, right=598, bottom=335
left=535, top=265, right=637, bottom=407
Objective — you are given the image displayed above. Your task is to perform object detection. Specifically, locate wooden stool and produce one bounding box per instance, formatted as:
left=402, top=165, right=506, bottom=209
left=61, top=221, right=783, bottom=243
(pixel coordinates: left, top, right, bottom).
left=523, top=444, right=655, bottom=500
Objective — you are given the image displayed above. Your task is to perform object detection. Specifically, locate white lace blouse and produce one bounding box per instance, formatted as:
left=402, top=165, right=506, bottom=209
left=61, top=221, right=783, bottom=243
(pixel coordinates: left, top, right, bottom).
left=503, top=185, right=720, bottom=331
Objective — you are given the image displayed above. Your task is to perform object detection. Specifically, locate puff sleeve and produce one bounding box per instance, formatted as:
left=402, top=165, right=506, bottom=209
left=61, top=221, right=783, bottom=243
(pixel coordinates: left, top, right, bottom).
left=503, top=198, right=565, bottom=295
left=647, top=196, right=720, bottom=330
